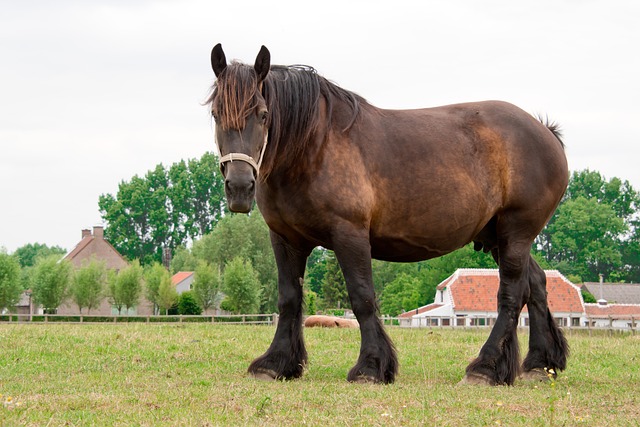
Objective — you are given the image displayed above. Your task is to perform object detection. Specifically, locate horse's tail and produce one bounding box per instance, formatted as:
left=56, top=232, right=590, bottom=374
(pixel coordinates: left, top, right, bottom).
left=537, top=114, right=565, bottom=148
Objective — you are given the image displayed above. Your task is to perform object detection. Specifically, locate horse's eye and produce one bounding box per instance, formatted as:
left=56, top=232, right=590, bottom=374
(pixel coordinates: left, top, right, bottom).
left=212, top=112, right=218, bottom=122
left=261, top=111, right=268, bottom=124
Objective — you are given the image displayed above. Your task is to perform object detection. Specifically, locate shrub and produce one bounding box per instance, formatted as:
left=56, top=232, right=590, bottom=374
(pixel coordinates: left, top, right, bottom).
left=177, top=291, right=202, bottom=315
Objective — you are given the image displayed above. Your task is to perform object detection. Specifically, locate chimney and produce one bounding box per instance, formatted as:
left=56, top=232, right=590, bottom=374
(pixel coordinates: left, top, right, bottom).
left=93, top=226, right=104, bottom=239
left=81, top=229, right=91, bottom=239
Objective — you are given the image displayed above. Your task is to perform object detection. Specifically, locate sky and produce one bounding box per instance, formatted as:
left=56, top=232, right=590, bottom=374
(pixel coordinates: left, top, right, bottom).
left=1, top=0, right=639, bottom=254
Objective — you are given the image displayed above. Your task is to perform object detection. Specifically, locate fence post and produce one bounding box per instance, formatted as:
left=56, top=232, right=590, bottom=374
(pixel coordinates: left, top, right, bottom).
left=608, top=315, right=613, bottom=336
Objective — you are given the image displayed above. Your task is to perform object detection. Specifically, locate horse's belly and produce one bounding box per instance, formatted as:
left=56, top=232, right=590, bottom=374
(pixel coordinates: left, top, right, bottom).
left=369, top=232, right=471, bottom=262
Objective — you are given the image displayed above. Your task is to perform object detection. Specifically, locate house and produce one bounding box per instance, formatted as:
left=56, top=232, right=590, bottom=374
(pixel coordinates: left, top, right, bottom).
left=583, top=302, right=640, bottom=329
left=580, top=281, right=640, bottom=329
left=56, top=226, right=154, bottom=315
left=582, top=282, right=640, bottom=304
left=172, top=271, right=195, bottom=294
left=398, top=269, right=585, bottom=328
left=14, top=290, right=37, bottom=316
left=64, top=226, right=129, bottom=270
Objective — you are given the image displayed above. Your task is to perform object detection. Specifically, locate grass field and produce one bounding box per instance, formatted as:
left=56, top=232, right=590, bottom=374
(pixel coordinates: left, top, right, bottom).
left=1, top=324, right=639, bottom=426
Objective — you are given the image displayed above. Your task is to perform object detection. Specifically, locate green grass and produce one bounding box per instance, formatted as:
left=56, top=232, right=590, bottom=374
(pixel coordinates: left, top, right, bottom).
left=1, top=325, right=639, bottom=426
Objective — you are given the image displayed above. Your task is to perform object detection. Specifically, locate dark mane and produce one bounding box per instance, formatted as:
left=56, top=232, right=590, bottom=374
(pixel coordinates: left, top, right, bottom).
left=208, top=63, right=368, bottom=180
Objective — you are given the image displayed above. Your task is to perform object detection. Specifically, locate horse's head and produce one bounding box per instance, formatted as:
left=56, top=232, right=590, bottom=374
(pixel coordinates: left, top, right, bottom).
left=209, top=43, right=271, bottom=213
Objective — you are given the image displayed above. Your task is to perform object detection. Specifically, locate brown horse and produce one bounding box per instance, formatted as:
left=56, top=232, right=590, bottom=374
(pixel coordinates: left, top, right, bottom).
left=207, top=44, right=569, bottom=385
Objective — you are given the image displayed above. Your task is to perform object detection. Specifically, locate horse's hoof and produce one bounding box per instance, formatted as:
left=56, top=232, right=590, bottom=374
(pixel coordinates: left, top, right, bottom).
left=519, top=368, right=554, bottom=382
left=458, top=373, right=495, bottom=386
left=349, top=374, right=379, bottom=384
left=250, top=369, right=279, bottom=381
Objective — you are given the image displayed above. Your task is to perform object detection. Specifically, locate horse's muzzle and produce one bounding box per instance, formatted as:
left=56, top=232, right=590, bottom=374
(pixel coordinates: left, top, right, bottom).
left=225, top=176, right=255, bottom=213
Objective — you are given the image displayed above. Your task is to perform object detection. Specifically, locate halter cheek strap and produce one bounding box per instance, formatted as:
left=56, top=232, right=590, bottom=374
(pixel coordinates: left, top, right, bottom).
left=218, top=131, right=269, bottom=178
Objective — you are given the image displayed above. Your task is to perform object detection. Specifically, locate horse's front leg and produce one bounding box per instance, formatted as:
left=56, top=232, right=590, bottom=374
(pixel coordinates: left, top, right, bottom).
left=248, top=231, right=310, bottom=380
left=332, top=226, right=398, bottom=384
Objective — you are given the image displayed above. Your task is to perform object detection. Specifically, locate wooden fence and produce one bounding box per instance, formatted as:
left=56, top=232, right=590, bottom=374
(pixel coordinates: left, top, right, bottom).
left=1, top=313, right=637, bottom=335
left=0, top=313, right=277, bottom=325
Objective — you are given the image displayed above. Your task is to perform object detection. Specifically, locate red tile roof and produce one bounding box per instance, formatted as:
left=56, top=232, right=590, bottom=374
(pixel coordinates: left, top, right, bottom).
left=171, top=271, right=194, bottom=286
left=398, top=303, right=444, bottom=318
left=437, top=269, right=584, bottom=314
left=584, top=303, right=640, bottom=318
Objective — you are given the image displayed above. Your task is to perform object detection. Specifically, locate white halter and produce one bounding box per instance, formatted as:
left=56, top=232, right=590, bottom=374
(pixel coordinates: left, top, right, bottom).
left=217, top=131, right=269, bottom=178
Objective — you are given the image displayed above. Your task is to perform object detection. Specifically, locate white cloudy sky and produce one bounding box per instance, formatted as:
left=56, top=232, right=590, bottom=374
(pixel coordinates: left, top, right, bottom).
left=1, top=0, right=639, bottom=253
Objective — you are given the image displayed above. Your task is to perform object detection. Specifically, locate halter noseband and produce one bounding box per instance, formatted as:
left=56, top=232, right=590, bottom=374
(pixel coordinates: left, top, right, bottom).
left=218, top=131, right=269, bottom=179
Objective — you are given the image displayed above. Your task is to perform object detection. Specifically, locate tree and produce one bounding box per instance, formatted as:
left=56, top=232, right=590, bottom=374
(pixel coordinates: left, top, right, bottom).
left=305, top=289, right=318, bottom=315
left=170, top=246, right=198, bottom=274
left=106, top=270, right=124, bottom=314
left=177, top=291, right=202, bottom=315
left=13, top=243, right=66, bottom=268
left=144, top=262, right=172, bottom=314
left=536, top=169, right=640, bottom=282
left=156, top=273, right=178, bottom=315
left=305, top=247, right=328, bottom=298
left=99, top=152, right=226, bottom=265
left=0, top=253, right=22, bottom=312
left=321, top=251, right=350, bottom=309
left=192, top=261, right=221, bottom=313
left=222, top=257, right=261, bottom=314
left=31, top=255, right=72, bottom=314
left=192, top=210, right=277, bottom=313
left=546, top=196, right=626, bottom=281
left=69, top=258, right=106, bottom=314
left=372, top=259, right=421, bottom=297
left=379, top=273, right=422, bottom=316
left=107, top=261, right=143, bottom=314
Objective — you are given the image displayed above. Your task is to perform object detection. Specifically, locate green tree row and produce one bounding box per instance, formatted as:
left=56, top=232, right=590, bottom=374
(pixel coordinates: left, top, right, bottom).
left=0, top=252, right=216, bottom=316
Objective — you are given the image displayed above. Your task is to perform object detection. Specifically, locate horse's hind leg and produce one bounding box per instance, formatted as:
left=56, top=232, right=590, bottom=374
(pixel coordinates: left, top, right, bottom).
left=521, top=257, right=569, bottom=380
left=248, top=231, right=310, bottom=380
left=462, top=235, right=530, bottom=386
left=332, top=226, right=398, bottom=384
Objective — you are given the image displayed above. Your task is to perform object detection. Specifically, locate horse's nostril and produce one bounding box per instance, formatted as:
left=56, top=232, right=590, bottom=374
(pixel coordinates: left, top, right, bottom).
left=225, top=178, right=256, bottom=194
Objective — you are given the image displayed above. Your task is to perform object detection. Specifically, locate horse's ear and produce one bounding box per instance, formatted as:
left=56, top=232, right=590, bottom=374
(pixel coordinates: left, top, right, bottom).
left=211, top=43, right=227, bottom=78
left=254, top=45, right=271, bottom=83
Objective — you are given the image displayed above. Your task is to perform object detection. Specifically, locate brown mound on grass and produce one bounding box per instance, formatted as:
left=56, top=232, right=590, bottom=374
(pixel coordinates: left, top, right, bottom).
left=304, top=315, right=359, bottom=328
